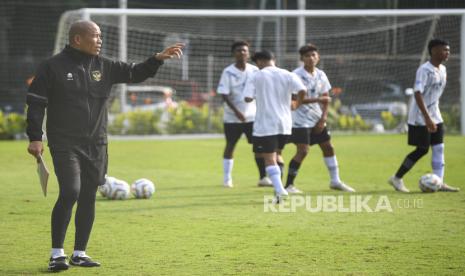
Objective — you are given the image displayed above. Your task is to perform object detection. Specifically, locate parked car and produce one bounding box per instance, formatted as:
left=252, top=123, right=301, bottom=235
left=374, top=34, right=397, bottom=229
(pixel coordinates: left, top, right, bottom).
left=335, top=78, right=408, bottom=125
left=122, top=85, right=177, bottom=112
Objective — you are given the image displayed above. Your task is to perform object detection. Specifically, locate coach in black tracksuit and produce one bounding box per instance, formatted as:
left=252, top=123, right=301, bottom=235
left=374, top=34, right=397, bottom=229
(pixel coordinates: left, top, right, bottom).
left=26, top=20, right=184, bottom=271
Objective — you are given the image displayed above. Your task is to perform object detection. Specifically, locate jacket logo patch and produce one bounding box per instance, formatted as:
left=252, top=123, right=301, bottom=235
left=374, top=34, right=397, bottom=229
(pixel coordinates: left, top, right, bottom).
left=66, top=73, right=73, bottom=80
left=91, top=71, right=102, bottom=82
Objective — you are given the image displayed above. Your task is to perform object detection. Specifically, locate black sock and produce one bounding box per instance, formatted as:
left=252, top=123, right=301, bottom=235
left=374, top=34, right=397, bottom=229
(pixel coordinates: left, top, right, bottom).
left=395, top=147, right=428, bottom=178
left=286, top=159, right=301, bottom=188
left=277, top=161, right=284, bottom=180
left=255, top=157, right=266, bottom=179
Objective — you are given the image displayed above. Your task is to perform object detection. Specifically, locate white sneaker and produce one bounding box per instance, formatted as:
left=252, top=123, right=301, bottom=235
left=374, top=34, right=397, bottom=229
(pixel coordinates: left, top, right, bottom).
left=330, top=181, right=356, bottom=192
left=223, top=179, right=233, bottom=188
left=285, top=185, right=303, bottom=194
left=438, top=183, right=460, bottom=192
left=257, top=177, right=273, bottom=187
left=388, top=176, right=409, bottom=193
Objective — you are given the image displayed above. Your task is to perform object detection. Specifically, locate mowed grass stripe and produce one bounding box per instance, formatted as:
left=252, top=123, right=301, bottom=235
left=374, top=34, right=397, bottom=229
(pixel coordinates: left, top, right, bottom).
left=0, top=134, right=464, bottom=275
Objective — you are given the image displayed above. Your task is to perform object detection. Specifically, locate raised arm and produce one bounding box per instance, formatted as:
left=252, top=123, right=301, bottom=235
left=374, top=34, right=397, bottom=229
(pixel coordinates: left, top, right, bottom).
left=111, top=43, right=184, bottom=84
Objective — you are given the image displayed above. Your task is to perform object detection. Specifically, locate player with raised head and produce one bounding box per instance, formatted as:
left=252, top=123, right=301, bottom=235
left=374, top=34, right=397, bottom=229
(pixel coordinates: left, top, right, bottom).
left=285, top=44, right=355, bottom=194
left=244, top=50, right=306, bottom=202
left=389, top=39, right=459, bottom=192
left=217, top=41, right=272, bottom=188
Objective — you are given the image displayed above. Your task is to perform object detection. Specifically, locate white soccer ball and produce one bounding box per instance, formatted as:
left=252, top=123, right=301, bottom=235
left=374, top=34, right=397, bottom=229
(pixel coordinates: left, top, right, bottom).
left=419, top=173, right=442, bottom=193
left=106, top=178, right=131, bottom=200
left=99, top=176, right=115, bottom=197
left=131, top=178, right=156, bottom=199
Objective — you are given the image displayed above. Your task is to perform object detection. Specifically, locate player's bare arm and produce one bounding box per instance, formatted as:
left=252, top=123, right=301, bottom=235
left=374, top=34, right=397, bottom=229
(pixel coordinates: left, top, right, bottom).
left=291, top=94, right=298, bottom=110
left=414, top=91, right=437, bottom=133
left=222, top=95, right=246, bottom=122
left=315, top=92, right=330, bottom=133
left=297, top=90, right=330, bottom=105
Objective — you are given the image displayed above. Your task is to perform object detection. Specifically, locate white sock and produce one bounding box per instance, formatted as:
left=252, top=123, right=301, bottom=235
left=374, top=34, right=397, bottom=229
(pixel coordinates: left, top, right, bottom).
left=324, top=156, right=341, bottom=183
left=432, top=143, right=445, bottom=180
left=266, top=165, right=287, bottom=195
left=51, top=248, right=65, bottom=258
left=73, top=250, right=87, bottom=258
left=223, top=159, right=234, bottom=183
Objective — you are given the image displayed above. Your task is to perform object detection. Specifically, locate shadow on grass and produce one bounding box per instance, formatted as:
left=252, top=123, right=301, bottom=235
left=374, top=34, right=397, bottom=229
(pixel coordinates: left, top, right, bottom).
left=339, top=190, right=426, bottom=195
left=97, top=197, right=267, bottom=213
left=353, top=190, right=449, bottom=195
left=0, top=267, right=51, bottom=275
left=96, top=191, right=259, bottom=201
left=96, top=196, right=143, bottom=202
left=154, top=184, right=218, bottom=191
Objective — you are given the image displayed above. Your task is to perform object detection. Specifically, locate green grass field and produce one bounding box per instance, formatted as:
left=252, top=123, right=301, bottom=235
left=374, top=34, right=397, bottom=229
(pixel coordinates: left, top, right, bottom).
left=1, top=134, right=464, bottom=275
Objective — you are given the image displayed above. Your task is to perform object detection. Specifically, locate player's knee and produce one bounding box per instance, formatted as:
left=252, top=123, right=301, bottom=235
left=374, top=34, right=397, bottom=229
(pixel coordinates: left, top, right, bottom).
left=298, top=147, right=308, bottom=158
left=321, top=142, right=334, bottom=155
left=59, top=189, right=79, bottom=206
left=415, top=147, right=429, bottom=157
left=225, top=143, right=236, bottom=152
left=78, top=192, right=97, bottom=206
left=224, top=147, right=235, bottom=158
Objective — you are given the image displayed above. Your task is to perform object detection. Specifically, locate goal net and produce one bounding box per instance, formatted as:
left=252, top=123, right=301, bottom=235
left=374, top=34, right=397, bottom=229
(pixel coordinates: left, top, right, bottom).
left=54, top=9, right=465, bottom=133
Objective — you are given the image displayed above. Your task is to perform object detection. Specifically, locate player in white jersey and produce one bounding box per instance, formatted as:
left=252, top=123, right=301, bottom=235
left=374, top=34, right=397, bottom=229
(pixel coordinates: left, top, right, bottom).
left=243, top=50, right=306, bottom=202
left=389, top=39, right=459, bottom=192
left=217, top=41, right=272, bottom=188
left=285, top=44, right=355, bottom=194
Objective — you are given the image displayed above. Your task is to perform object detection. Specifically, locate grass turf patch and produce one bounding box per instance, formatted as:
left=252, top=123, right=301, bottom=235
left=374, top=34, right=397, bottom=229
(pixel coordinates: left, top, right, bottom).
left=0, top=134, right=464, bottom=275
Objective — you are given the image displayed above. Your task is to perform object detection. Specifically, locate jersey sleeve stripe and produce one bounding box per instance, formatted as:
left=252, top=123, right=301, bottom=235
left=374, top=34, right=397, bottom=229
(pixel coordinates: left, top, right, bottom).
left=27, top=92, right=48, bottom=101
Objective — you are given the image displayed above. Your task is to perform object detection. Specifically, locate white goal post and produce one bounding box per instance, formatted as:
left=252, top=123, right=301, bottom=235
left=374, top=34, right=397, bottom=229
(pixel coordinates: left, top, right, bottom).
left=55, top=9, right=465, bottom=134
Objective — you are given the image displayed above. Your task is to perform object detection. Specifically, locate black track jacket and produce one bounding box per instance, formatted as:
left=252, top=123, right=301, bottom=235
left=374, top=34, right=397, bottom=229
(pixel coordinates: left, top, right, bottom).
left=26, top=45, right=164, bottom=146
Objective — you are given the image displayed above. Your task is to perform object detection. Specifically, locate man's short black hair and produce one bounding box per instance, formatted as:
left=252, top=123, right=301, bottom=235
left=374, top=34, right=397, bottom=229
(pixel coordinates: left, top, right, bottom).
left=428, top=38, right=449, bottom=56
left=299, top=43, right=318, bottom=56
left=251, top=50, right=275, bottom=63
left=231, top=41, right=249, bottom=52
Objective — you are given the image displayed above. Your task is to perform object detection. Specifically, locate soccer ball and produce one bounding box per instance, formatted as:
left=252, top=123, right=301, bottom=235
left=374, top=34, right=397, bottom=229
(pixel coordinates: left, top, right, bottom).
left=419, top=173, right=442, bottom=193
left=131, top=178, right=156, bottom=199
left=106, top=178, right=131, bottom=200
left=98, top=175, right=115, bottom=197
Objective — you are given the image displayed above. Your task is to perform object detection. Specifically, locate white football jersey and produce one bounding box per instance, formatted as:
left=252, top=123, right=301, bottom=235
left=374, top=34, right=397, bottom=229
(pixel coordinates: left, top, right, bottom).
left=292, top=66, right=332, bottom=128
left=407, top=61, right=446, bottom=126
left=243, top=66, right=306, bottom=136
left=217, top=63, right=259, bottom=123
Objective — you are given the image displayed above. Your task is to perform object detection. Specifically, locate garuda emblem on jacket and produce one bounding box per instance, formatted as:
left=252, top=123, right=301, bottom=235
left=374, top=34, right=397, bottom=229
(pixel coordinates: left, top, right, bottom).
left=91, top=70, right=102, bottom=82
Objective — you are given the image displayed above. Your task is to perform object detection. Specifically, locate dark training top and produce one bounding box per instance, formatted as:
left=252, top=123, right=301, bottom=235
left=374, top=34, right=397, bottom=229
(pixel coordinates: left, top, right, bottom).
left=27, top=45, right=163, bottom=146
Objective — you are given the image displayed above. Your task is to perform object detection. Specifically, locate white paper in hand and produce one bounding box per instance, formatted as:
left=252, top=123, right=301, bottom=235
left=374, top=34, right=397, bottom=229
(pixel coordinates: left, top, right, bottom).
left=37, top=155, right=49, bottom=197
